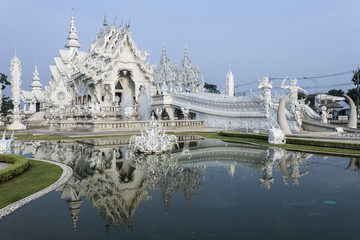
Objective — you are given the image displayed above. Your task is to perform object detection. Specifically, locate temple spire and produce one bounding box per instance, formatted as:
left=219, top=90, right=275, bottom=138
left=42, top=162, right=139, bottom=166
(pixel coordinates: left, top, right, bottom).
left=103, top=15, right=108, bottom=27
left=8, top=50, right=26, bottom=130
left=65, top=8, right=81, bottom=52
left=226, top=68, right=234, bottom=97
left=30, top=64, right=43, bottom=91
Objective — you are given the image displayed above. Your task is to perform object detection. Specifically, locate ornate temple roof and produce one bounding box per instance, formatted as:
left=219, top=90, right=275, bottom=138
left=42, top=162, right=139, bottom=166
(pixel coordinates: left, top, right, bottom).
left=72, top=24, right=154, bottom=83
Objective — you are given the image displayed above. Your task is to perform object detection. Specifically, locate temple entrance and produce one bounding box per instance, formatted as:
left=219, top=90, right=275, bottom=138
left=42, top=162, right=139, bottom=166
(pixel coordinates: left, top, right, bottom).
left=36, top=102, right=40, bottom=112
left=116, top=70, right=135, bottom=108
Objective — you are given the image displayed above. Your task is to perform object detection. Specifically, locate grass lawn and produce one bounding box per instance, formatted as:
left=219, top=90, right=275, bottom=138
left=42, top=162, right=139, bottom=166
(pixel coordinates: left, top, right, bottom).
left=0, top=160, right=63, bottom=209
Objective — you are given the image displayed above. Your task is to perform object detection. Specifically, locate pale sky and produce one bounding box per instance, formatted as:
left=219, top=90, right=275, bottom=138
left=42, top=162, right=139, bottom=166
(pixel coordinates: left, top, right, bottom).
left=1, top=0, right=360, bottom=96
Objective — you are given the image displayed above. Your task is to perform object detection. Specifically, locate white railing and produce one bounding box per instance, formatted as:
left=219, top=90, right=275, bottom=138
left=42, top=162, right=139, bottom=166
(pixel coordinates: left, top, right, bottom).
left=151, top=93, right=267, bottom=118
left=50, top=119, right=205, bottom=132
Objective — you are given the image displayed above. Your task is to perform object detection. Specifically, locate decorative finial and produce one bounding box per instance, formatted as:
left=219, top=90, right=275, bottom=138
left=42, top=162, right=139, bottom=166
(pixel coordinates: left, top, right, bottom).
left=65, top=8, right=81, bottom=50
left=103, top=15, right=108, bottom=27
left=14, top=46, right=16, bottom=56
left=33, top=64, right=39, bottom=77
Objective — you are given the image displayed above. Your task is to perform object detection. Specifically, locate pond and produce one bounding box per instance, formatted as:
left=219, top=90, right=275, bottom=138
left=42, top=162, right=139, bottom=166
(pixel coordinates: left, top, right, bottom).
left=0, top=137, right=359, bottom=240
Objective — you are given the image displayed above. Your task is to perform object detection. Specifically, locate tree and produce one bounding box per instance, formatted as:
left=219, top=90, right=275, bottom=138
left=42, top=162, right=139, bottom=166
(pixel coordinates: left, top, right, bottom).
left=327, top=89, right=344, bottom=97
left=0, top=73, right=12, bottom=116
left=346, top=88, right=357, bottom=104
left=1, top=96, right=13, bottom=116
left=0, top=73, right=10, bottom=90
left=298, top=92, right=307, bottom=100
left=204, top=82, right=220, bottom=94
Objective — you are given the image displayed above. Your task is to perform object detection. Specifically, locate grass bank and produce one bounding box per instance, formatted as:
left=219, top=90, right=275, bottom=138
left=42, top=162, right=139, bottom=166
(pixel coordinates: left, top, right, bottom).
left=0, top=160, right=63, bottom=209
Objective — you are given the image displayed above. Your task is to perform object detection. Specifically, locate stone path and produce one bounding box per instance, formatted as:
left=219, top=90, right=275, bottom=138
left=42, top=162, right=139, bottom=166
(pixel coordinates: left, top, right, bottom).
left=0, top=159, right=73, bottom=220
left=0, top=162, right=11, bottom=170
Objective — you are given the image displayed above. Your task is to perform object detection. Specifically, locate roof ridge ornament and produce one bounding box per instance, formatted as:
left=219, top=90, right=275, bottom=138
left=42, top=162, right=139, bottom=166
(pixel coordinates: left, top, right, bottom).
left=103, top=15, right=108, bottom=27
left=65, top=8, right=81, bottom=51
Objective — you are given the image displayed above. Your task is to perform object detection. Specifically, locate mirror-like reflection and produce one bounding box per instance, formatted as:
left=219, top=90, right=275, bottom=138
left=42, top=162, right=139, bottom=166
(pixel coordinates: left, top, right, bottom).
left=2, top=137, right=360, bottom=239
left=13, top=137, right=322, bottom=230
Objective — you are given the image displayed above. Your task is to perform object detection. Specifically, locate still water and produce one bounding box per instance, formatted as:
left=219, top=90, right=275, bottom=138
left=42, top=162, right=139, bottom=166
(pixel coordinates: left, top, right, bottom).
left=0, top=137, right=359, bottom=240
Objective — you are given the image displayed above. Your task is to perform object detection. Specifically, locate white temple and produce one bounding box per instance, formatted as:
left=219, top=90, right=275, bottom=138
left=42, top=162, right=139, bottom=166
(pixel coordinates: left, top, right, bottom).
left=21, top=65, right=45, bottom=113
left=10, top=10, right=324, bottom=133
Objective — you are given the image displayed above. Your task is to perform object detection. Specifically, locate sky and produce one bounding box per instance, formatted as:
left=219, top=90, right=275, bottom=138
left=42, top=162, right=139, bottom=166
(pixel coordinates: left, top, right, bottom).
left=1, top=0, right=360, bottom=97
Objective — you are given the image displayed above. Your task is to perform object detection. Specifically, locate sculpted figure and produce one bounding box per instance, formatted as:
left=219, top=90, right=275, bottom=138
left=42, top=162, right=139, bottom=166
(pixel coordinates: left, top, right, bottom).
left=281, top=78, right=307, bottom=129
left=258, top=77, right=272, bottom=118
left=281, top=78, right=307, bottom=111
left=268, top=127, right=286, bottom=144
left=321, top=106, right=328, bottom=123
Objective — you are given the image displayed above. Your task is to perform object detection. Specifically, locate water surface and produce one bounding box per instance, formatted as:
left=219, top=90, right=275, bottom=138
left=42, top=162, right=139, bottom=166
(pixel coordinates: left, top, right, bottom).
left=0, top=138, right=359, bottom=240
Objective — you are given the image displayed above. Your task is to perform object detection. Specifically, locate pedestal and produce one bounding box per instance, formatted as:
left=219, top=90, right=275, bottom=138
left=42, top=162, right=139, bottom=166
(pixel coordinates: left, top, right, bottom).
left=7, top=114, right=26, bottom=130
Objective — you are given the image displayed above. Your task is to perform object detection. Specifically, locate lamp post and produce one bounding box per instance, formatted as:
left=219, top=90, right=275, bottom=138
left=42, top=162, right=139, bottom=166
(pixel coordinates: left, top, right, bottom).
left=352, top=69, right=359, bottom=117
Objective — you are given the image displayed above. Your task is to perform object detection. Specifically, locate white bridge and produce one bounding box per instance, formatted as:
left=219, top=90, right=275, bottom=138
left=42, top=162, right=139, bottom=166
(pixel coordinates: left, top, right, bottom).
left=151, top=92, right=267, bottom=118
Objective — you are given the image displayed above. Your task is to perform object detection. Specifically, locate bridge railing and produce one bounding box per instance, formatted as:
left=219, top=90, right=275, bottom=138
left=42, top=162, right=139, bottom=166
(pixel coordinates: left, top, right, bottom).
left=50, top=119, right=205, bottom=132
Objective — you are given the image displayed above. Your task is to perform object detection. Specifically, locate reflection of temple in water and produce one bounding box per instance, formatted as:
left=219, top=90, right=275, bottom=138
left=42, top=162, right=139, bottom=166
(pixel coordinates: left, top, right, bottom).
left=16, top=137, right=313, bottom=232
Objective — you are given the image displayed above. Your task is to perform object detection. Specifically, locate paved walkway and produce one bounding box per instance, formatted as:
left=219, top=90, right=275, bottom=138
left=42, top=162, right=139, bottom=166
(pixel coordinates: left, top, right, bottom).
left=0, top=162, right=11, bottom=170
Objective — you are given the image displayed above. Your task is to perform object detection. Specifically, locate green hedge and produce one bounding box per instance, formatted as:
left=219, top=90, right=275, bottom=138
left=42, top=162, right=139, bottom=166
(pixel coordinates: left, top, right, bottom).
left=286, top=138, right=360, bottom=150
left=220, top=131, right=268, bottom=140
left=0, top=154, right=29, bottom=182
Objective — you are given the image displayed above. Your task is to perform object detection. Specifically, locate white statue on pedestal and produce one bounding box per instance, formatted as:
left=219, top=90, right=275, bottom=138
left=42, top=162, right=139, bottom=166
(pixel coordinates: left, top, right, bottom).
left=321, top=106, right=328, bottom=123
left=268, top=127, right=286, bottom=144
left=7, top=50, right=26, bottom=130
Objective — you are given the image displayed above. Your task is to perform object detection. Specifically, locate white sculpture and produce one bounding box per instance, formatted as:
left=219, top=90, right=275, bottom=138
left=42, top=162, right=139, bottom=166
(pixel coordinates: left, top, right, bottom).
left=268, top=127, right=286, bottom=144
left=226, top=69, right=234, bottom=97
left=281, top=78, right=307, bottom=109
left=124, top=107, right=134, bottom=120
left=277, top=93, right=292, bottom=135
left=89, top=102, right=104, bottom=119
left=320, top=106, right=328, bottom=124
left=155, top=108, right=163, bottom=120
left=0, top=130, right=14, bottom=154
left=181, top=107, right=190, bottom=120
left=258, top=77, right=272, bottom=118
left=7, top=50, right=26, bottom=130
left=281, top=78, right=307, bottom=129
left=129, top=114, right=177, bottom=154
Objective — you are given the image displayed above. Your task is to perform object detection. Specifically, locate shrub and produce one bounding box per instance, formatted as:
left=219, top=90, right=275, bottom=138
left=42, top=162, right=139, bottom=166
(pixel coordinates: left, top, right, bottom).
left=220, top=131, right=268, bottom=140
left=0, top=154, right=29, bottom=182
